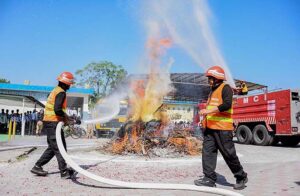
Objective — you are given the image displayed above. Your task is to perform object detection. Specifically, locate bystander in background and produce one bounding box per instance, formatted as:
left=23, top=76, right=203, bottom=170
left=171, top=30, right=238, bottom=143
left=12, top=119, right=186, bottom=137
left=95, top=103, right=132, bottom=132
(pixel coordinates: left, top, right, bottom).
left=36, top=109, right=44, bottom=136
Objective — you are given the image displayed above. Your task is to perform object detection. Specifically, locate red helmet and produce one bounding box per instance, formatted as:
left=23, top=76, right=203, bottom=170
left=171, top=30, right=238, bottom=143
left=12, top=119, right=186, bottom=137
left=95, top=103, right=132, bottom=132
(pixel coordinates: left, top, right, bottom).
left=205, top=66, right=226, bottom=80
left=57, top=72, right=75, bottom=85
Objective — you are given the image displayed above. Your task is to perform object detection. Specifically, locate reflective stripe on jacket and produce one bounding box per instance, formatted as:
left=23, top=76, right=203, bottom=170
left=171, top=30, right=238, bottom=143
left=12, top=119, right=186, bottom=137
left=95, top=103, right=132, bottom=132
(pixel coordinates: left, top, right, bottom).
left=204, top=83, right=233, bottom=131
left=43, top=86, right=66, bottom=122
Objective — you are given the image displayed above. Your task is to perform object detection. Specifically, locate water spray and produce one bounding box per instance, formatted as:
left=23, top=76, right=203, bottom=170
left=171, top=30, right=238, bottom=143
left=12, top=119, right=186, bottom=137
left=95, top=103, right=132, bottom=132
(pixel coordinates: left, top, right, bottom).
left=83, top=92, right=127, bottom=125
left=140, top=0, right=236, bottom=88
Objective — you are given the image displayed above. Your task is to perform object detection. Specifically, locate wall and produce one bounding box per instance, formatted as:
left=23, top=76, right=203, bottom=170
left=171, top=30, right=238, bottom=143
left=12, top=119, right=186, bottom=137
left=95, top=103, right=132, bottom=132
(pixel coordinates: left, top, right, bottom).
left=165, top=104, right=195, bottom=123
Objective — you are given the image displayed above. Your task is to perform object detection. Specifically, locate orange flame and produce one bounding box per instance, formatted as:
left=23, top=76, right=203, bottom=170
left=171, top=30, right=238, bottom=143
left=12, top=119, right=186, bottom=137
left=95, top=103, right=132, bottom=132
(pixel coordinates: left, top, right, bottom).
left=108, top=37, right=202, bottom=156
left=129, top=37, right=173, bottom=122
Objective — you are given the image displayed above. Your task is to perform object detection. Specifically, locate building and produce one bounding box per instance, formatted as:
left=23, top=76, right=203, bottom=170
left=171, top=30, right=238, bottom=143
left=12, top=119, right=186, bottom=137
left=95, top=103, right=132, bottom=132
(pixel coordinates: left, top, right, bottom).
left=0, top=83, right=94, bottom=120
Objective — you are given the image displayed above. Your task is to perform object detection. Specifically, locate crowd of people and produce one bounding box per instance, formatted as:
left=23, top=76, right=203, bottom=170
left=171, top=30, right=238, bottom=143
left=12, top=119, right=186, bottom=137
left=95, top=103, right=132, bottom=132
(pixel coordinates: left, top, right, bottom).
left=0, top=108, right=44, bottom=136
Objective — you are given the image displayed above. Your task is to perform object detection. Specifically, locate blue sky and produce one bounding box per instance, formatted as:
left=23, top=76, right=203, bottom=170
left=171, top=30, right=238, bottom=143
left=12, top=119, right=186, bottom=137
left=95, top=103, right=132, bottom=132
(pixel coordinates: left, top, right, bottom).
left=0, top=0, right=299, bottom=90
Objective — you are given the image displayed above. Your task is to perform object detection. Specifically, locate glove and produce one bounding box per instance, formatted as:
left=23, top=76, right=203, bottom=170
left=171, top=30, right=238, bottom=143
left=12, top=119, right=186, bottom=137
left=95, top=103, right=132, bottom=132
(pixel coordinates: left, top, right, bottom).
left=64, top=115, right=75, bottom=126
left=75, top=119, right=81, bottom=125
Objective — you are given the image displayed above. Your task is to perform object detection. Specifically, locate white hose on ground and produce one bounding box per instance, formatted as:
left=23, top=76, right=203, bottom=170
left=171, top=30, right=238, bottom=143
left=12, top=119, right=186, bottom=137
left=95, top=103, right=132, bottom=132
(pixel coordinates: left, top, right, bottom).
left=56, top=122, right=243, bottom=196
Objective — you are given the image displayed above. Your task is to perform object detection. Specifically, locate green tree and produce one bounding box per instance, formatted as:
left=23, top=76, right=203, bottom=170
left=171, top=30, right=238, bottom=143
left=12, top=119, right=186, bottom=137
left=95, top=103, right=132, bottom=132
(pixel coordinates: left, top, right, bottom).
left=0, top=78, right=10, bottom=83
left=75, top=61, right=127, bottom=106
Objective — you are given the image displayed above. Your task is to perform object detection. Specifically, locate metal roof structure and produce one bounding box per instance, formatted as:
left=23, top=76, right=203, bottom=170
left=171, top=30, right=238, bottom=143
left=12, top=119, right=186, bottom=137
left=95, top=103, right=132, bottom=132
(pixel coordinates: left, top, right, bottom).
left=170, top=73, right=267, bottom=90
left=170, top=73, right=208, bottom=85
left=234, top=79, right=267, bottom=91
left=0, top=93, right=44, bottom=108
left=128, top=73, right=267, bottom=103
left=0, top=83, right=94, bottom=94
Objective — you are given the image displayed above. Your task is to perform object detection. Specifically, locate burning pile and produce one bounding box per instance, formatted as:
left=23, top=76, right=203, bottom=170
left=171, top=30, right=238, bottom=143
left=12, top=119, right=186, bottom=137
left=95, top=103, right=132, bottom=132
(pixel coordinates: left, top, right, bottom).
left=101, top=37, right=202, bottom=157
left=104, top=116, right=202, bottom=157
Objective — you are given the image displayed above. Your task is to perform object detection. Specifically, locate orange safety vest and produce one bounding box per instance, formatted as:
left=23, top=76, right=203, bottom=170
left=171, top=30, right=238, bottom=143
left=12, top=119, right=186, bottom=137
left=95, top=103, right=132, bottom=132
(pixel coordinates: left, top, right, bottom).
left=203, top=83, right=233, bottom=131
left=43, top=86, right=67, bottom=122
left=241, top=83, right=248, bottom=93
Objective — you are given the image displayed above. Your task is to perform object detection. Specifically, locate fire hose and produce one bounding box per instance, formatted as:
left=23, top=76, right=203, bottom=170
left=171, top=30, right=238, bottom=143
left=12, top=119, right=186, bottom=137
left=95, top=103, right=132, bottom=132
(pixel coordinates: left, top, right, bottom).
left=56, top=121, right=243, bottom=196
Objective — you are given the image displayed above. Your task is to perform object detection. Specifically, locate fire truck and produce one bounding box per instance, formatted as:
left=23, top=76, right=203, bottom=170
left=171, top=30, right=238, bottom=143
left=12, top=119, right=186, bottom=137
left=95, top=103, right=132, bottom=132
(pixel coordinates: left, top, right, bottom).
left=197, top=89, right=300, bottom=146
left=233, top=89, right=300, bottom=146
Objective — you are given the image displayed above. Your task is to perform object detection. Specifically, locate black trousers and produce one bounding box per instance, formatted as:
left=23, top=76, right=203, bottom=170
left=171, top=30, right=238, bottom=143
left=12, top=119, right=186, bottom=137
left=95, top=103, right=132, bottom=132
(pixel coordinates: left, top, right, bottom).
left=202, top=129, right=247, bottom=182
left=0, top=123, right=6, bottom=134
left=35, top=122, right=67, bottom=172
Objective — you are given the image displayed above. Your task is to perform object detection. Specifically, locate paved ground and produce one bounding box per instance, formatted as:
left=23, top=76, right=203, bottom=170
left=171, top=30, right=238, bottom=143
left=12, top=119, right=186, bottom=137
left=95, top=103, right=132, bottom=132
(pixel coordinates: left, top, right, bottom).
left=0, top=136, right=300, bottom=196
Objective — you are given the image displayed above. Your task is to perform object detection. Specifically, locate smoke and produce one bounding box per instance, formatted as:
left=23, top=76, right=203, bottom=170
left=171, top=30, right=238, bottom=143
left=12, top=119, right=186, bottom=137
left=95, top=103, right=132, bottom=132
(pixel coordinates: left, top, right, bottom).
left=84, top=89, right=127, bottom=124
left=139, top=0, right=235, bottom=87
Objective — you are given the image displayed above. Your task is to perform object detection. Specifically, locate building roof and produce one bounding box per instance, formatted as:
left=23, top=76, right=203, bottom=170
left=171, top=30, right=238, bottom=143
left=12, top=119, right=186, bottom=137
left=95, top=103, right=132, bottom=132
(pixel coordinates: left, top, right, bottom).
left=0, top=94, right=44, bottom=108
left=128, top=73, right=267, bottom=102
left=234, top=79, right=267, bottom=91
left=0, top=83, right=94, bottom=95
left=170, top=73, right=267, bottom=91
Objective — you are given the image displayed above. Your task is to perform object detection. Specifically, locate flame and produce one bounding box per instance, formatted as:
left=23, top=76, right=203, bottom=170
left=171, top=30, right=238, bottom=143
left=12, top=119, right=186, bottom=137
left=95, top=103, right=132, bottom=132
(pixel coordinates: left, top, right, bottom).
left=108, top=37, right=202, bottom=156
left=130, top=38, right=173, bottom=122
left=112, top=133, right=127, bottom=154
left=111, top=123, right=144, bottom=155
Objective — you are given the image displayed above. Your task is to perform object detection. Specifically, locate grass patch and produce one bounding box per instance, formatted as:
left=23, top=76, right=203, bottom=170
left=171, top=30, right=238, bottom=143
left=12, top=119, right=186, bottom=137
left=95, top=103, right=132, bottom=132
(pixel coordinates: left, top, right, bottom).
left=0, top=134, right=9, bottom=142
left=16, top=154, right=28, bottom=161
left=0, top=134, right=21, bottom=142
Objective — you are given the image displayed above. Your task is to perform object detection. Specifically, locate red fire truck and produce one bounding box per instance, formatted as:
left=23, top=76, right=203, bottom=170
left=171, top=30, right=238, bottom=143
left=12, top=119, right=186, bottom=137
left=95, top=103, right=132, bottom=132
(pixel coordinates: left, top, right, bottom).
left=233, top=89, right=300, bottom=146
left=197, top=89, right=300, bottom=146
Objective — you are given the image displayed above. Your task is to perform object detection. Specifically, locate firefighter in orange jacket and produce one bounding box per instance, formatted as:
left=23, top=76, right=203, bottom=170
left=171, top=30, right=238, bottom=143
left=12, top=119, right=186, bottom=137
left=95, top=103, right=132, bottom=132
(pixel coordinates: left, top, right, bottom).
left=31, top=72, right=75, bottom=179
left=194, top=66, right=248, bottom=190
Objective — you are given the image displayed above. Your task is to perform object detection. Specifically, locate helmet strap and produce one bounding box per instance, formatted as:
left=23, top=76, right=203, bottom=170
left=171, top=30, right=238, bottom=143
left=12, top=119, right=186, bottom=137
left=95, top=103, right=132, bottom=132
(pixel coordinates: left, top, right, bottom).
left=58, top=81, right=70, bottom=91
left=211, top=78, right=223, bottom=88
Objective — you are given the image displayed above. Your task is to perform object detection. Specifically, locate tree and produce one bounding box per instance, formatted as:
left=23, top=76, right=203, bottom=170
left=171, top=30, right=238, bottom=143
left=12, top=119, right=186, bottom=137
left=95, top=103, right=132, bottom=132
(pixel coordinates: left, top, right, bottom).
left=75, top=61, right=127, bottom=105
left=0, top=78, right=10, bottom=83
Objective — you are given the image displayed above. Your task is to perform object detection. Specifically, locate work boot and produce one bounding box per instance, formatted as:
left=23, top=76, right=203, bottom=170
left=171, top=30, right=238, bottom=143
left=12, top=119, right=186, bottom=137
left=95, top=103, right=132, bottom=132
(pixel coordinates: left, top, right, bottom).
left=68, top=167, right=75, bottom=176
left=31, top=165, right=48, bottom=176
left=61, top=168, right=75, bottom=179
left=233, top=177, right=248, bottom=190
left=194, top=177, right=216, bottom=187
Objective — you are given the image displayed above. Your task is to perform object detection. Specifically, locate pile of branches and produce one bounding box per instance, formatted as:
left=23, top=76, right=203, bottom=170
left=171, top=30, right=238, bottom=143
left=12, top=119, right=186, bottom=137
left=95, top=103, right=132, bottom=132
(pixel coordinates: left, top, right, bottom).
left=102, top=120, right=202, bottom=157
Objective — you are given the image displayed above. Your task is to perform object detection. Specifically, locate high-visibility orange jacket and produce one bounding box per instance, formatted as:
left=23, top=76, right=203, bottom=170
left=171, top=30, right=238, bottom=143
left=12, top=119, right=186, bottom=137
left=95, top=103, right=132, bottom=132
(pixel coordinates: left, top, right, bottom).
left=43, top=86, right=67, bottom=122
left=241, top=83, right=248, bottom=93
left=204, top=83, right=233, bottom=131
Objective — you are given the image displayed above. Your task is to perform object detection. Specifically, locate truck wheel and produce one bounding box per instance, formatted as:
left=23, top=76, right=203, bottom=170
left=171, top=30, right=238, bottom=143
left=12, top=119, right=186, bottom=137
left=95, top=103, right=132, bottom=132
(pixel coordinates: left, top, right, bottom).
left=253, top=125, right=271, bottom=146
left=236, top=125, right=253, bottom=144
left=280, top=136, right=300, bottom=147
